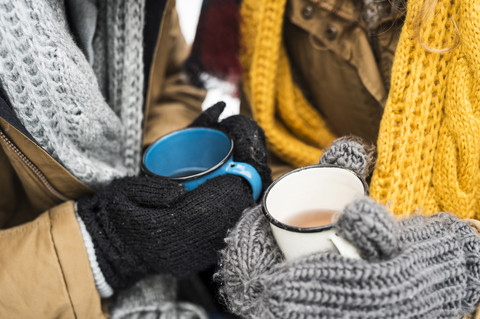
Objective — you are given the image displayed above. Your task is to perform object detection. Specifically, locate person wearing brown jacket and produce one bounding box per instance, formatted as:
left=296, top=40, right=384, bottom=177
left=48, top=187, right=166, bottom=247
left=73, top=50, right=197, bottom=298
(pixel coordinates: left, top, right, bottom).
left=0, top=0, right=271, bottom=318
left=187, top=0, right=403, bottom=179
left=187, top=0, right=480, bottom=317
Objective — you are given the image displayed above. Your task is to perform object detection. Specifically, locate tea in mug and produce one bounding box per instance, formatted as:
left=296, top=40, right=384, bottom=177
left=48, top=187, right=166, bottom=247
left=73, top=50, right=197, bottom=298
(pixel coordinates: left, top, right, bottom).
left=285, top=209, right=338, bottom=228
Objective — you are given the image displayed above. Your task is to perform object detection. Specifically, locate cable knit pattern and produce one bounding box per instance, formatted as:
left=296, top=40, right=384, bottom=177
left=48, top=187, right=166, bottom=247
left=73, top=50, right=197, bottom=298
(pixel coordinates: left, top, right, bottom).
left=216, top=202, right=480, bottom=318
left=370, top=0, right=480, bottom=218
left=242, top=0, right=480, bottom=220
left=0, top=0, right=145, bottom=188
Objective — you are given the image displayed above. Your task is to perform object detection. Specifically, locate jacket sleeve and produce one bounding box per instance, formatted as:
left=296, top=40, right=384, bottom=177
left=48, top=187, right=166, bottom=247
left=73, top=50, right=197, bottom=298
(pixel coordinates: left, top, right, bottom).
left=142, top=3, right=206, bottom=147
left=0, top=201, right=104, bottom=319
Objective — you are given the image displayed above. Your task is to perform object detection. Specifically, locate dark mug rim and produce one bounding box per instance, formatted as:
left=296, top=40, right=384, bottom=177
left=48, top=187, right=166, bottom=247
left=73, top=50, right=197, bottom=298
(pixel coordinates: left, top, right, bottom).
left=141, top=127, right=234, bottom=182
left=261, top=164, right=369, bottom=233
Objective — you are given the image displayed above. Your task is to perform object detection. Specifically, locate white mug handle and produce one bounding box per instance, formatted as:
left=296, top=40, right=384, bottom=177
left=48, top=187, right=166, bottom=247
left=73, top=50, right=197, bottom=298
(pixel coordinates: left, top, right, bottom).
left=329, top=232, right=361, bottom=259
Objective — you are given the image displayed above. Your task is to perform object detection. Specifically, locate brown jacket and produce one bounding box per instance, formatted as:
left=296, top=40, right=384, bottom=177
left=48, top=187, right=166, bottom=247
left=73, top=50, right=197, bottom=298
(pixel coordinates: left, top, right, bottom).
left=238, top=0, right=480, bottom=317
left=240, top=0, right=403, bottom=180
left=0, top=0, right=204, bottom=317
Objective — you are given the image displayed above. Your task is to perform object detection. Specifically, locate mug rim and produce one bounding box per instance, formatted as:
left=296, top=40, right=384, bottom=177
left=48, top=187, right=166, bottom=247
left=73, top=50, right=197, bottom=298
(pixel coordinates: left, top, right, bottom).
left=261, top=164, right=369, bottom=233
left=141, top=127, right=234, bottom=181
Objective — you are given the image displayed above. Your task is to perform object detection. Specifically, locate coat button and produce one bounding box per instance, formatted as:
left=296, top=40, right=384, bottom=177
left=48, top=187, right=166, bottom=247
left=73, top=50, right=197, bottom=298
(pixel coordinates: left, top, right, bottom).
left=325, top=24, right=338, bottom=40
left=302, top=4, right=314, bottom=19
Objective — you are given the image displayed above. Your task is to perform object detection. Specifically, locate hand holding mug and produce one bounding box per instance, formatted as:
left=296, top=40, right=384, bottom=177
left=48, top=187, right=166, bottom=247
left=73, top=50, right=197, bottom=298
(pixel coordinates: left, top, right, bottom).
left=216, top=137, right=480, bottom=318
left=76, top=103, right=272, bottom=292
left=217, top=195, right=480, bottom=318
left=263, top=136, right=374, bottom=260
left=189, top=101, right=272, bottom=193
left=262, top=165, right=367, bottom=260
left=143, top=127, right=262, bottom=200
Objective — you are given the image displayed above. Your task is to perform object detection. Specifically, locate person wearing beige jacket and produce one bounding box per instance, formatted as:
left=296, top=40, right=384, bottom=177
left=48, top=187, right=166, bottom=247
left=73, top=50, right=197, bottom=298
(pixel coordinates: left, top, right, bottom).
left=0, top=0, right=271, bottom=317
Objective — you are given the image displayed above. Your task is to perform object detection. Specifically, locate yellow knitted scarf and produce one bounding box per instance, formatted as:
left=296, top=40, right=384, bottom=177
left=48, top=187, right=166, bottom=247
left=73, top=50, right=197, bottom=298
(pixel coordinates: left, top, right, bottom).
left=240, top=0, right=336, bottom=168
left=241, top=0, right=480, bottom=219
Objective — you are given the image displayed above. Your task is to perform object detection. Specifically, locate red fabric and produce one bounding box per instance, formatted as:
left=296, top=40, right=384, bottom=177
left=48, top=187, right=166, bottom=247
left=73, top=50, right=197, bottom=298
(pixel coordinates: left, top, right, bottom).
left=187, top=0, right=242, bottom=88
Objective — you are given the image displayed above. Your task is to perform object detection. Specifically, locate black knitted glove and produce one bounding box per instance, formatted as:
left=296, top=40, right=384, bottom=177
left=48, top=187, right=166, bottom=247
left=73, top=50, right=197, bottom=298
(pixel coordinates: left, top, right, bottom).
left=215, top=198, right=480, bottom=319
left=189, top=101, right=272, bottom=193
left=77, top=173, right=255, bottom=292
left=77, top=104, right=272, bottom=291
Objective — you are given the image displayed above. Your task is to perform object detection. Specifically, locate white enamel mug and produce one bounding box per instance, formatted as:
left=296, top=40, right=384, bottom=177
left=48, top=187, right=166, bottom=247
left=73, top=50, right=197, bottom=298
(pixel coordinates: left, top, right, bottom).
left=262, top=165, right=368, bottom=261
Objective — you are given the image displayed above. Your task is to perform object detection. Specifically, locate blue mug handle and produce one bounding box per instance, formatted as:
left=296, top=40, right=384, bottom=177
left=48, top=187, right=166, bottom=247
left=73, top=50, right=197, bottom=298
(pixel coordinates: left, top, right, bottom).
left=181, top=157, right=262, bottom=201
left=224, top=158, right=262, bottom=201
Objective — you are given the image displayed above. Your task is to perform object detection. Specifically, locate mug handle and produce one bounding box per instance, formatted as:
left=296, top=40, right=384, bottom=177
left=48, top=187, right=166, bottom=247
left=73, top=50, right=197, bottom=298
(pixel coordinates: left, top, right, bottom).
left=329, top=233, right=361, bottom=259
left=225, top=161, right=262, bottom=201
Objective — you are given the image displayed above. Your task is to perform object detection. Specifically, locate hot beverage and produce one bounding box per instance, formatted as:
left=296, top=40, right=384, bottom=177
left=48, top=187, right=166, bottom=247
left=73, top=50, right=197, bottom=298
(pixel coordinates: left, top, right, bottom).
left=285, top=209, right=338, bottom=228
left=169, top=167, right=206, bottom=178
left=262, top=165, right=366, bottom=260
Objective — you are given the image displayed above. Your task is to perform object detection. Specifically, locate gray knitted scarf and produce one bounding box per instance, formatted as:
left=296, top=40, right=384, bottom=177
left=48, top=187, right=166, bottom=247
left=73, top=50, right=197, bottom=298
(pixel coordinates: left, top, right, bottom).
left=0, top=0, right=144, bottom=188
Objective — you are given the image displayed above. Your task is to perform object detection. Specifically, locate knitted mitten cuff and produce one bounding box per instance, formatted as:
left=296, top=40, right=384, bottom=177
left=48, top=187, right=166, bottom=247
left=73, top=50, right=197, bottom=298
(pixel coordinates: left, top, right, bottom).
left=77, top=187, right=148, bottom=291
left=75, top=209, right=114, bottom=297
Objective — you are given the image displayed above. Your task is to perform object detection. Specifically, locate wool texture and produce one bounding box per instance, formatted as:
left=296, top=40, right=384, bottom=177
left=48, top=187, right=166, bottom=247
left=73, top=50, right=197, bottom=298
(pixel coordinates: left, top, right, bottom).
left=216, top=199, right=480, bottom=318
left=369, top=0, right=480, bottom=218
left=318, top=136, right=375, bottom=179
left=76, top=102, right=271, bottom=292
left=0, top=0, right=145, bottom=188
left=108, top=274, right=208, bottom=319
left=241, top=0, right=480, bottom=219
left=189, top=101, right=272, bottom=193
left=77, top=174, right=255, bottom=291
left=240, top=0, right=336, bottom=168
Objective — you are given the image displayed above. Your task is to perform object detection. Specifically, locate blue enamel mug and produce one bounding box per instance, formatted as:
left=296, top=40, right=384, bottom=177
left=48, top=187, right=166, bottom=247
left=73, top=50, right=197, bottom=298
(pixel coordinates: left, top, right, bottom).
left=142, top=127, right=262, bottom=200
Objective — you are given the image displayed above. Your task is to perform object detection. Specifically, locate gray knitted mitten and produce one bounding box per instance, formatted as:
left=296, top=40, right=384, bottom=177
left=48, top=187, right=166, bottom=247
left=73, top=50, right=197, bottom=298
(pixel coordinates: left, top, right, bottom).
left=319, top=136, right=375, bottom=179
left=215, top=199, right=480, bottom=318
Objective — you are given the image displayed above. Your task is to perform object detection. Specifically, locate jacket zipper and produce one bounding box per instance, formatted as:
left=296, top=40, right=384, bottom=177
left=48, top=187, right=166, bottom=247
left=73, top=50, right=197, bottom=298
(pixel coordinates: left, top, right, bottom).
left=0, top=129, right=70, bottom=202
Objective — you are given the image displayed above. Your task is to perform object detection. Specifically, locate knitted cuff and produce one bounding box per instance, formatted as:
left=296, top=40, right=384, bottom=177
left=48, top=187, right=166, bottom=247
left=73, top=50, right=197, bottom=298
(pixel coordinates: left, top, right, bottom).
left=75, top=207, right=114, bottom=298
left=76, top=191, right=149, bottom=291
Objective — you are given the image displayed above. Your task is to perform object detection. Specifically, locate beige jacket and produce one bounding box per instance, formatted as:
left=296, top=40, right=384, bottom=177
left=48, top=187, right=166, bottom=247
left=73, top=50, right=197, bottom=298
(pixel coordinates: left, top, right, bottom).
left=0, top=0, right=204, bottom=317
